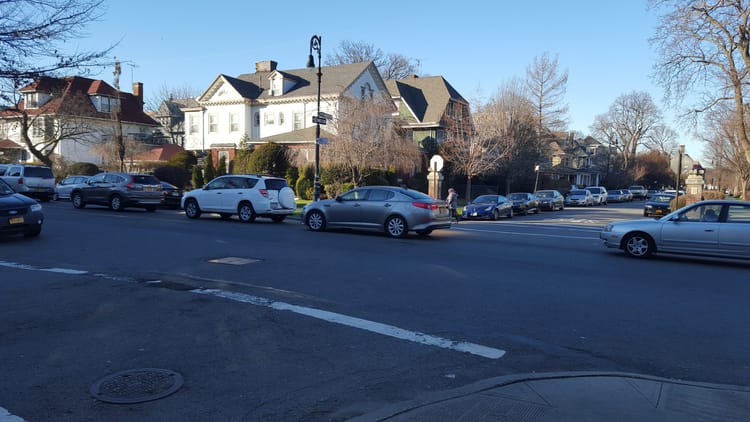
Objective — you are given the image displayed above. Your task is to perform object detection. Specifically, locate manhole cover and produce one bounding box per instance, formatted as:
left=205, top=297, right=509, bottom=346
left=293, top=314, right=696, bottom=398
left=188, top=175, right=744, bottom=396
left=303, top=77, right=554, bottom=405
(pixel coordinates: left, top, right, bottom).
left=90, top=368, right=183, bottom=404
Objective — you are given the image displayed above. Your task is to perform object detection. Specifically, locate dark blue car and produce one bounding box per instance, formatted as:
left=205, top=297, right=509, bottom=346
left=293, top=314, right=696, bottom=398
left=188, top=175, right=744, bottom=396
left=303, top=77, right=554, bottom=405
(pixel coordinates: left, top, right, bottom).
left=461, top=194, right=513, bottom=220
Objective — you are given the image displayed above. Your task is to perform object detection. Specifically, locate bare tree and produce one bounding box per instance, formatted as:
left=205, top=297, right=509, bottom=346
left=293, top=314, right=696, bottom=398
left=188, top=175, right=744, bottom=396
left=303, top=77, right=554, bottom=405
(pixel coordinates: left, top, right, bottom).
left=145, top=82, right=199, bottom=113
left=644, top=124, right=679, bottom=155
left=326, top=40, right=419, bottom=80
left=441, top=79, right=533, bottom=200
left=650, top=0, right=750, bottom=183
left=700, top=103, right=750, bottom=197
left=0, top=0, right=113, bottom=102
left=525, top=51, right=569, bottom=134
left=590, top=91, right=662, bottom=170
left=325, top=96, right=419, bottom=187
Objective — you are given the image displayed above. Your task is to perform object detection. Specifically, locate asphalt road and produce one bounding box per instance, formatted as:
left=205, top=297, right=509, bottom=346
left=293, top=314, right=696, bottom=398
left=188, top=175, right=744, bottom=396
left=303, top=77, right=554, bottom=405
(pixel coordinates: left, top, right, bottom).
left=1, top=199, right=748, bottom=421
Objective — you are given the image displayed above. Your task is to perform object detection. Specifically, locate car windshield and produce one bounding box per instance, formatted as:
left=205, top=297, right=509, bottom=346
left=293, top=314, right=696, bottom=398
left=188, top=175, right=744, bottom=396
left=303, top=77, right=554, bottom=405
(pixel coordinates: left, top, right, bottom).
left=588, top=188, right=602, bottom=194
left=508, top=193, right=528, bottom=200
left=571, top=190, right=587, bottom=195
left=0, top=178, right=14, bottom=194
left=402, top=189, right=433, bottom=201
left=535, top=192, right=553, bottom=198
left=24, top=167, right=53, bottom=178
left=472, top=195, right=498, bottom=204
left=651, top=195, right=674, bottom=203
left=132, top=175, right=160, bottom=185
left=264, top=179, right=289, bottom=190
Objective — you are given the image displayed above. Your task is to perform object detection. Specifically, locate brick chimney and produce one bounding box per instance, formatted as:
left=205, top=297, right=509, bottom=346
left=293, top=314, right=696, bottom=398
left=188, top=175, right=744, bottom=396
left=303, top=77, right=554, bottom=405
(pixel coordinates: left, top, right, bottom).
left=132, top=82, right=143, bottom=107
left=255, top=60, right=278, bottom=72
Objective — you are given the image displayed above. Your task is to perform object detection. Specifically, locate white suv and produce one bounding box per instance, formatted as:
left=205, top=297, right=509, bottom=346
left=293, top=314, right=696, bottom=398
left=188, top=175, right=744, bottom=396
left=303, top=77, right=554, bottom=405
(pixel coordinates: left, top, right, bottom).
left=0, top=164, right=56, bottom=201
left=587, top=186, right=608, bottom=205
left=182, top=175, right=296, bottom=223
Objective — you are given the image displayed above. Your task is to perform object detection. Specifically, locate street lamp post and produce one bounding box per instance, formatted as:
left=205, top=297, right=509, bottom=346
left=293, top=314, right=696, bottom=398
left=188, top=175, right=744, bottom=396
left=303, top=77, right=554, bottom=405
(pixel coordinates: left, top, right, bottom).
left=307, top=35, right=322, bottom=201
left=673, top=144, right=685, bottom=211
left=533, top=164, right=540, bottom=193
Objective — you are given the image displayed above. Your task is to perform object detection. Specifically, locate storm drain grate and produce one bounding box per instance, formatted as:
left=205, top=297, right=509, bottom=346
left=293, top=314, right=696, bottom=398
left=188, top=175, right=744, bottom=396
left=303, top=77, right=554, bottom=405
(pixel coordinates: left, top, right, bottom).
left=208, top=257, right=261, bottom=265
left=90, top=368, right=183, bottom=404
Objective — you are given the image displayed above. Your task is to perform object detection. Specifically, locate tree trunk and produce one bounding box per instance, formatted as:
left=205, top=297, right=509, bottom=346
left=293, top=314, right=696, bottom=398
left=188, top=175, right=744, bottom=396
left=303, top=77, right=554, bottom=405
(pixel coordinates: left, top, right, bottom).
left=464, top=176, right=473, bottom=202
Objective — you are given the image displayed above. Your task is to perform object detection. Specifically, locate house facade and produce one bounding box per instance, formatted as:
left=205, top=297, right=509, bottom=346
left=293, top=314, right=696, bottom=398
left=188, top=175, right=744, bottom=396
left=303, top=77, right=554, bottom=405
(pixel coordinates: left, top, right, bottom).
left=181, top=60, right=388, bottom=166
left=542, top=133, right=605, bottom=187
left=0, top=76, right=160, bottom=166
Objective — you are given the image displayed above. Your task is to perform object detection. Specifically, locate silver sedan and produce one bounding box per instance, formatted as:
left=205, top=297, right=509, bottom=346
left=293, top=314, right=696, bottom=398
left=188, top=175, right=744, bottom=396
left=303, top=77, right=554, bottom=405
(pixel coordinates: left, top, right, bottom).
left=301, top=186, right=452, bottom=238
left=600, top=200, right=750, bottom=259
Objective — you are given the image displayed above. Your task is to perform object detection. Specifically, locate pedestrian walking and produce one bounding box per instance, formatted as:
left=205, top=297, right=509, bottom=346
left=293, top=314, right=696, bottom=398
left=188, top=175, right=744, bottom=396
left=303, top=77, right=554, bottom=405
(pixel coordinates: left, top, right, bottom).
left=446, top=188, right=460, bottom=223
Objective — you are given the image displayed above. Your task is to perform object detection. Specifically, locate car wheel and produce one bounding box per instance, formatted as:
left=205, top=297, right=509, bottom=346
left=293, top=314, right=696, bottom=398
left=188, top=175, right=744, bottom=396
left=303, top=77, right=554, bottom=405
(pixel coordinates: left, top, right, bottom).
left=643, top=211, right=648, bottom=217
left=184, top=199, right=201, bottom=219
left=72, top=192, right=85, bottom=209
left=306, top=210, right=326, bottom=231
left=623, top=232, right=655, bottom=258
left=109, top=195, right=124, bottom=211
left=508, top=209, right=513, bottom=218
left=271, top=215, right=286, bottom=223
left=416, top=229, right=433, bottom=236
left=24, top=225, right=42, bottom=237
left=492, top=209, right=500, bottom=221
left=237, top=202, right=256, bottom=223
left=219, top=213, right=232, bottom=219
left=385, top=215, right=408, bottom=238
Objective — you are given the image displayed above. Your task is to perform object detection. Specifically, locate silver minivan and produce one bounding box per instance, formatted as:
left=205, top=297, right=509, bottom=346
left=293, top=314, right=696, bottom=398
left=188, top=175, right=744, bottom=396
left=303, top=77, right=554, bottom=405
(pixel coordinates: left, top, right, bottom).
left=0, top=164, right=56, bottom=201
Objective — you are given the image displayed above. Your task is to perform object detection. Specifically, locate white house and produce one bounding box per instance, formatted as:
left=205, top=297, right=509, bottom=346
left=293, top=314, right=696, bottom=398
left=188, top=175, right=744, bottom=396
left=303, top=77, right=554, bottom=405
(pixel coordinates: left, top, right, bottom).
left=0, top=76, right=160, bottom=166
left=181, top=60, right=388, bottom=165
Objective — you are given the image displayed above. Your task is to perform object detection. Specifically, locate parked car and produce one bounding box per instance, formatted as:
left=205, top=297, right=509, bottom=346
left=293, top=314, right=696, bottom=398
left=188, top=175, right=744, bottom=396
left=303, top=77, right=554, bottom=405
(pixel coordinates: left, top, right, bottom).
left=55, top=175, right=91, bottom=200
left=508, top=192, right=540, bottom=215
left=622, top=189, right=634, bottom=201
left=534, top=190, right=565, bottom=211
left=0, top=164, right=56, bottom=201
left=601, top=200, right=750, bottom=259
left=461, top=194, right=513, bottom=220
left=160, top=181, right=183, bottom=209
left=302, top=186, right=451, bottom=238
left=587, top=186, right=608, bottom=205
left=182, top=174, right=296, bottom=223
left=565, top=189, right=594, bottom=207
left=646, top=189, right=661, bottom=199
left=0, top=177, right=43, bottom=237
left=628, top=185, right=648, bottom=200
left=71, top=172, right=162, bottom=212
left=607, top=189, right=628, bottom=203
left=643, top=193, right=675, bottom=217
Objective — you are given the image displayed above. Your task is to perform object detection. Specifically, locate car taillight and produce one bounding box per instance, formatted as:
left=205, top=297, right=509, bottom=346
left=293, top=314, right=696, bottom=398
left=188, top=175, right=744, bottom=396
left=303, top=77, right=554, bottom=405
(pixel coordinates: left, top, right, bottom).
left=259, top=188, right=269, bottom=198
left=412, top=202, right=437, bottom=210
left=17, top=177, right=23, bottom=185
left=126, top=182, right=135, bottom=189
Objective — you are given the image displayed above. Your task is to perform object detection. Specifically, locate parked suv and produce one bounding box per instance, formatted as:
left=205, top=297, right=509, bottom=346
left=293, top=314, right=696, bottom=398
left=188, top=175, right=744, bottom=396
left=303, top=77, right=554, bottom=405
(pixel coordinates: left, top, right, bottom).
left=587, top=186, right=608, bottom=205
left=182, top=174, right=296, bottom=223
left=0, top=164, right=56, bottom=201
left=71, top=172, right=162, bottom=211
left=627, top=185, right=648, bottom=200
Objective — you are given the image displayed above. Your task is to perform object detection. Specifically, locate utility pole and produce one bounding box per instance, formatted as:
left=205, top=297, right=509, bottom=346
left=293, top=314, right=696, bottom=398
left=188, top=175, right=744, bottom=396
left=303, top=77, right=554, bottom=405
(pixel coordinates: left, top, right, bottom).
left=113, top=60, right=125, bottom=171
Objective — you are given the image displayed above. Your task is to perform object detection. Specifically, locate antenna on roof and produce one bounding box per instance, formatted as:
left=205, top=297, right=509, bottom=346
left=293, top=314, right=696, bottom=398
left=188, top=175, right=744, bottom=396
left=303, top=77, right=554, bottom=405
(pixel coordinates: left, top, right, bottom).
left=126, top=62, right=139, bottom=85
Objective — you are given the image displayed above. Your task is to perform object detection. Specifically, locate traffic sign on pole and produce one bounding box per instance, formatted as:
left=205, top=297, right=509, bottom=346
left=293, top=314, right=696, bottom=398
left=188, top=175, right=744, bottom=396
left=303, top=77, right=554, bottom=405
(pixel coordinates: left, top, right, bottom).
left=312, top=116, right=326, bottom=125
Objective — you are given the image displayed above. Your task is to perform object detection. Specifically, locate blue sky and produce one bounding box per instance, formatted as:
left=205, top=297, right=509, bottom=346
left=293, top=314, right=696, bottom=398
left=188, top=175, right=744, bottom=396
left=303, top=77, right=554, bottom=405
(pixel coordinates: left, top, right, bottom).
left=76, top=0, right=701, bottom=160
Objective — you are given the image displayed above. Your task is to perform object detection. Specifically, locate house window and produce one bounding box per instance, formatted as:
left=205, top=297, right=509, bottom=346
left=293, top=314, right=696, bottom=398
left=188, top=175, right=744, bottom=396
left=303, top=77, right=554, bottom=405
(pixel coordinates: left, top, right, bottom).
left=189, top=115, right=198, bottom=134
left=254, top=112, right=260, bottom=126
left=360, top=83, right=373, bottom=100
left=293, top=112, right=303, bottom=130
left=230, top=113, right=239, bottom=132
left=278, top=112, right=284, bottom=125
left=208, top=114, right=217, bottom=133
left=32, top=120, right=45, bottom=137
left=25, top=93, right=39, bottom=108
left=264, top=112, right=274, bottom=125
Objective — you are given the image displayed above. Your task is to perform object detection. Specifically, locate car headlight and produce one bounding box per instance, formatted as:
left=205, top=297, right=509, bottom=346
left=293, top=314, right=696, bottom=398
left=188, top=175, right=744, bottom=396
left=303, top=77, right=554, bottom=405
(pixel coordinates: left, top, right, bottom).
left=484, top=206, right=492, bottom=211
left=31, top=203, right=43, bottom=212
left=603, top=224, right=613, bottom=232
left=644, top=205, right=653, bottom=210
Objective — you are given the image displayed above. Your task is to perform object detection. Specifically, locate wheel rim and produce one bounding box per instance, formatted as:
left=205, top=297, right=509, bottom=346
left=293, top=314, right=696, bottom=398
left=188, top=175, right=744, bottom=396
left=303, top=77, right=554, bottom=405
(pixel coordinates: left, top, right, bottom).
left=307, top=212, right=324, bottom=230
left=73, top=195, right=81, bottom=207
left=493, top=210, right=499, bottom=220
left=386, top=217, right=405, bottom=237
left=185, top=200, right=198, bottom=217
left=238, top=204, right=254, bottom=222
left=625, top=235, right=650, bottom=257
left=111, top=196, right=121, bottom=210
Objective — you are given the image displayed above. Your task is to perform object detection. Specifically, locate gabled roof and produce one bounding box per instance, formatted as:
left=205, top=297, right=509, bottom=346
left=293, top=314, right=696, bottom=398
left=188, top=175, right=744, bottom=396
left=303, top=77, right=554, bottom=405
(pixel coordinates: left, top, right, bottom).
left=132, top=144, right=185, bottom=161
left=386, top=75, right=468, bottom=124
left=0, top=139, right=23, bottom=149
left=160, top=98, right=199, bottom=115
left=3, top=76, right=159, bottom=126
left=198, top=61, right=377, bottom=103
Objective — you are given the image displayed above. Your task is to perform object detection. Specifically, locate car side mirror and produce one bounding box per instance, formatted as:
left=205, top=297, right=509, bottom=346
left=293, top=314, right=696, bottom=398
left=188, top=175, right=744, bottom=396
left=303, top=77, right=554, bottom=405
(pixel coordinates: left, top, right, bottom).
left=335, top=196, right=343, bottom=202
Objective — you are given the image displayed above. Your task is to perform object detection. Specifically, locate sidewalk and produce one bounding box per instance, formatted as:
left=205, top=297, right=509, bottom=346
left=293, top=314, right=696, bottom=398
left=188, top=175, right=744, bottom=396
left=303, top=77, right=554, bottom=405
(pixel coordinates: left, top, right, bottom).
left=352, top=372, right=750, bottom=422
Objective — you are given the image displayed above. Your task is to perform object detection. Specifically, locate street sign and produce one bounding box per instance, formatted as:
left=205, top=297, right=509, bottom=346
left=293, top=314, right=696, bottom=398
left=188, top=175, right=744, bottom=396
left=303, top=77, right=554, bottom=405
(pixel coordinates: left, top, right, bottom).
left=312, top=116, right=326, bottom=125
left=316, top=137, right=328, bottom=145
left=318, top=111, right=333, bottom=120
left=429, top=155, right=444, bottom=172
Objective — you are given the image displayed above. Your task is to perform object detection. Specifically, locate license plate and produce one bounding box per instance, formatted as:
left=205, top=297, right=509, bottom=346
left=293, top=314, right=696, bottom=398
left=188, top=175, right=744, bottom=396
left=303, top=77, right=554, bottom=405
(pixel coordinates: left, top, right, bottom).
left=9, top=217, right=23, bottom=224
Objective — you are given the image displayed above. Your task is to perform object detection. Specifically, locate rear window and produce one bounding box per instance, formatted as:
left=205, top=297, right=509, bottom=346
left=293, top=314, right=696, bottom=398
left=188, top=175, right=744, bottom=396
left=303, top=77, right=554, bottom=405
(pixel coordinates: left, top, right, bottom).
left=24, top=167, right=54, bottom=178
left=263, top=178, right=289, bottom=190
left=131, top=175, right=160, bottom=185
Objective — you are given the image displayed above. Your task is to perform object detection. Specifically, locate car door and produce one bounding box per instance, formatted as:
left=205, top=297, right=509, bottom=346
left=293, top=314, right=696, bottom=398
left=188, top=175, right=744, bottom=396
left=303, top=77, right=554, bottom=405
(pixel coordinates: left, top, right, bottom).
left=198, top=177, right=230, bottom=212
left=719, top=203, right=750, bottom=258
left=83, top=173, right=108, bottom=204
left=359, top=188, right=395, bottom=228
left=660, top=204, right=720, bottom=254
left=325, top=188, right=367, bottom=227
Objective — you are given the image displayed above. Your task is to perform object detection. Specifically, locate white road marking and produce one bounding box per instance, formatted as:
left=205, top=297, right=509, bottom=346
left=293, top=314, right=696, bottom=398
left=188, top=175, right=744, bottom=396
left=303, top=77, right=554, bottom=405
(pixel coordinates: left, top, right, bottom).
left=192, top=288, right=506, bottom=359
left=0, top=261, right=507, bottom=360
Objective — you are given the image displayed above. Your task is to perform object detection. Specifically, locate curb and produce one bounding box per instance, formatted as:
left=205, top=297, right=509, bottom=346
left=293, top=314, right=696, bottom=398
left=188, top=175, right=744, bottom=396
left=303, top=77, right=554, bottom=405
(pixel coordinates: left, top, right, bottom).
left=349, top=371, right=750, bottom=422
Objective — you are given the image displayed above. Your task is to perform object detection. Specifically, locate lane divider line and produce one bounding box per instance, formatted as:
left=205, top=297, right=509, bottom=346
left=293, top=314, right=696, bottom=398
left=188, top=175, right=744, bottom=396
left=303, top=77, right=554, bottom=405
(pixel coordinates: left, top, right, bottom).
left=192, top=288, right=506, bottom=360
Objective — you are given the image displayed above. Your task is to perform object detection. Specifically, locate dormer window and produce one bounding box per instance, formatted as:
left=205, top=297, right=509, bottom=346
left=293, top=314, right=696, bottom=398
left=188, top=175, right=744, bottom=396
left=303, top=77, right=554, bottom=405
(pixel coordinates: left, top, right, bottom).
left=25, top=93, right=39, bottom=108
left=90, top=95, right=119, bottom=113
left=271, top=78, right=282, bottom=96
